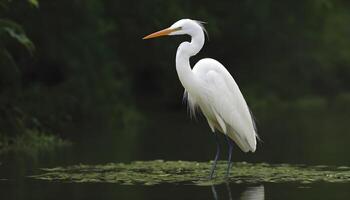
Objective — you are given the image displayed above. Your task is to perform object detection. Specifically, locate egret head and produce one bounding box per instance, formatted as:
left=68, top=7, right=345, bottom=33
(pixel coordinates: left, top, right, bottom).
left=143, top=19, right=206, bottom=40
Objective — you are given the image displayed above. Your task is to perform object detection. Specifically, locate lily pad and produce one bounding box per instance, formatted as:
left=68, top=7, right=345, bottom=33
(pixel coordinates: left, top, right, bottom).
left=30, top=160, right=350, bottom=185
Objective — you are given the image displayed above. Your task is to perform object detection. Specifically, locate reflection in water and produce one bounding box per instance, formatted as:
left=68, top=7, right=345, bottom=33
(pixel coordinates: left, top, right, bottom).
left=240, top=185, right=265, bottom=200
left=211, top=183, right=264, bottom=200
left=211, top=185, right=219, bottom=200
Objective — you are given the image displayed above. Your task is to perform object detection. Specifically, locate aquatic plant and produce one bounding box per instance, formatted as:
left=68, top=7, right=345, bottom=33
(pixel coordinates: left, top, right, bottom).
left=31, top=160, right=350, bottom=185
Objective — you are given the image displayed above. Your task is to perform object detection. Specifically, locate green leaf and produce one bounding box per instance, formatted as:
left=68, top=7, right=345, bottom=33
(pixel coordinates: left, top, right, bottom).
left=28, top=0, right=39, bottom=8
left=0, top=19, right=35, bottom=54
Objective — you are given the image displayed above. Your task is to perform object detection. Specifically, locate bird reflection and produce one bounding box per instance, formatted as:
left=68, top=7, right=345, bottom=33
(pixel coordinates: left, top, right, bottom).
left=211, top=182, right=264, bottom=200
left=240, top=185, right=264, bottom=200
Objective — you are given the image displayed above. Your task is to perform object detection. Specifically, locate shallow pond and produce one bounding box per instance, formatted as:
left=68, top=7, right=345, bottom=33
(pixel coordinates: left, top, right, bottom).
left=2, top=155, right=350, bottom=199
left=1, top=109, right=350, bottom=199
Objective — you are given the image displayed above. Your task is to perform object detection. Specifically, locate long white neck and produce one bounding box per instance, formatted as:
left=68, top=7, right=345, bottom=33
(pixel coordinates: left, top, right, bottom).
left=175, top=30, right=205, bottom=93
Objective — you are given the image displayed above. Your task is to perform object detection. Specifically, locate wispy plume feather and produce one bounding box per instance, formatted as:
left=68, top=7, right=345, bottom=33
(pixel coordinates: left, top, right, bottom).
left=194, top=20, right=209, bottom=40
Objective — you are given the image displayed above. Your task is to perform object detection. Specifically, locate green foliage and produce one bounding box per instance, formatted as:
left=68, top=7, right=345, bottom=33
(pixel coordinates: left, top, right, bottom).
left=0, top=0, right=141, bottom=155
left=28, top=0, right=39, bottom=8
left=0, top=1, right=35, bottom=90
left=0, top=129, right=70, bottom=156
left=0, top=1, right=38, bottom=140
left=0, top=19, right=34, bottom=53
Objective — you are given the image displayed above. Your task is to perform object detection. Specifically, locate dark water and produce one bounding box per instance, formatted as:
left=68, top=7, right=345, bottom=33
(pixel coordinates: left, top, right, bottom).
left=1, top=106, right=350, bottom=199
left=1, top=179, right=350, bottom=200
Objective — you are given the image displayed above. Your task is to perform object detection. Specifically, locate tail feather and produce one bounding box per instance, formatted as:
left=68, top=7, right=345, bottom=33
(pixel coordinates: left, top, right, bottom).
left=227, top=126, right=256, bottom=153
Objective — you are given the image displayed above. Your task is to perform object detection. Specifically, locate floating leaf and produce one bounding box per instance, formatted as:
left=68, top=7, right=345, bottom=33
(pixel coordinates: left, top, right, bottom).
left=30, top=160, right=350, bottom=186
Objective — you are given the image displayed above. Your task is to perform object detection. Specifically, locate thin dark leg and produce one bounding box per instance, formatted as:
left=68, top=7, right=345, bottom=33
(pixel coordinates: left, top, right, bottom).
left=225, top=135, right=234, bottom=178
left=209, top=133, right=220, bottom=179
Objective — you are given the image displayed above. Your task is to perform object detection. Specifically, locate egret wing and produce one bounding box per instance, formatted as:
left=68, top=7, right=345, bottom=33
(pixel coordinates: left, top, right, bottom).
left=205, top=70, right=257, bottom=152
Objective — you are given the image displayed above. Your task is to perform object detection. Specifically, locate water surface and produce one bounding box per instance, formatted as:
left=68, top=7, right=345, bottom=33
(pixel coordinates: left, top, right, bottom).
left=1, top=108, right=350, bottom=199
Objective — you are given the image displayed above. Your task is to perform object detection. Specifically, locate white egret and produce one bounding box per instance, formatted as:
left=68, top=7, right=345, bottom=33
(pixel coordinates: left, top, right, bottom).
left=143, top=19, right=258, bottom=179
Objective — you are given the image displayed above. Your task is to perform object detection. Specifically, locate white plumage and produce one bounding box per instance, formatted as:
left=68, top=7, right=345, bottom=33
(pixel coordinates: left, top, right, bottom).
left=169, top=19, right=258, bottom=153
left=143, top=18, right=258, bottom=178
left=186, top=58, right=257, bottom=152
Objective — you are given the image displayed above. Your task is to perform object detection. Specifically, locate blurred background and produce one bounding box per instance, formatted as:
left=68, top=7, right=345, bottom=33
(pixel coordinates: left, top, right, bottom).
left=1, top=0, right=350, bottom=174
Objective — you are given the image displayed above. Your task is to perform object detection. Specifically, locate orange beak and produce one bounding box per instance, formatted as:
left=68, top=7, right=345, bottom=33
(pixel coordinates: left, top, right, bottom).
left=142, top=28, right=176, bottom=40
